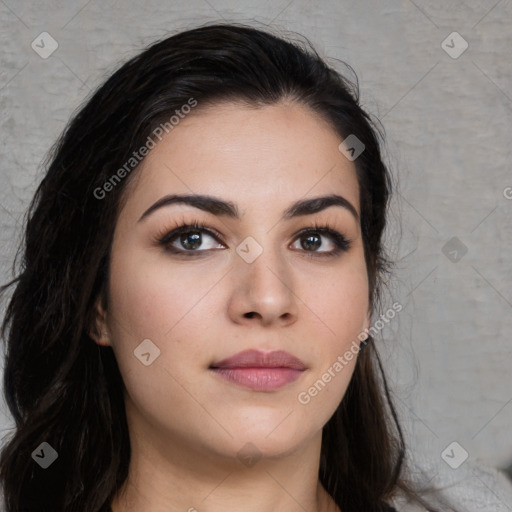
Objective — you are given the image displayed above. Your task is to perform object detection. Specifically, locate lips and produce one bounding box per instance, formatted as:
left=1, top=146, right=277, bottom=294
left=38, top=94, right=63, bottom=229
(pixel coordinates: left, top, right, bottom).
left=209, top=349, right=307, bottom=391
left=210, top=349, right=306, bottom=370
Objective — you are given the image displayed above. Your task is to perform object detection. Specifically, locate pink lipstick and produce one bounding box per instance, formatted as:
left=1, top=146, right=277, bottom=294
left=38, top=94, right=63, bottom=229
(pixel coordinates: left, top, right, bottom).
left=209, top=349, right=306, bottom=391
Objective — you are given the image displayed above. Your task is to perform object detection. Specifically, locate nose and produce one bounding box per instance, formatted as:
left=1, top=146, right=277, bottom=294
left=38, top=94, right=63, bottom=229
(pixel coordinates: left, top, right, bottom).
left=227, top=241, right=299, bottom=328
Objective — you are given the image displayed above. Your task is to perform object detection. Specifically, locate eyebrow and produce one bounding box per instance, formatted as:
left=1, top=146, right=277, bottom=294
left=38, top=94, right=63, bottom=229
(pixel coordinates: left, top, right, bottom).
left=138, top=193, right=359, bottom=223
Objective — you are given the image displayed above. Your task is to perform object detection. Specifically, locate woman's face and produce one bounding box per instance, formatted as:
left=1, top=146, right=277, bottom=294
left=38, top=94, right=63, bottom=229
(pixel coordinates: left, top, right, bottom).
left=96, top=101, right=370, bottom=462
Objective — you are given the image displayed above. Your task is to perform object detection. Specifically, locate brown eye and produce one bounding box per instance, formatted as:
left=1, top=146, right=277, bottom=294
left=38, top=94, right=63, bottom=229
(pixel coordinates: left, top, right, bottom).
left=290, top=227, right=352, bottom=257
left=157, top=223, right=225, bottom=254
left=179, top=231, right=202, bottom=250
left=300, top=233, right=322, bottom=251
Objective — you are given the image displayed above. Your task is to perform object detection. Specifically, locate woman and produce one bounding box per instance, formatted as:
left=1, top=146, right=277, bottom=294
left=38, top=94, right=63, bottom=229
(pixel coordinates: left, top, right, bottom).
left=0, top=23, right=458, bottom=512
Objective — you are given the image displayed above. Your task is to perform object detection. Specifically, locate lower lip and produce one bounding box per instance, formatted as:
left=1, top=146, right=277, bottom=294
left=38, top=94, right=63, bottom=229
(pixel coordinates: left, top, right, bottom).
left=209, top=367, right=304, bottom=391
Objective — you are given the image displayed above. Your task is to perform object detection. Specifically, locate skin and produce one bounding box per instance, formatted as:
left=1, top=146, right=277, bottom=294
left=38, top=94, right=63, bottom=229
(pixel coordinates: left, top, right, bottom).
left=94, top=101, right=371, bottom=512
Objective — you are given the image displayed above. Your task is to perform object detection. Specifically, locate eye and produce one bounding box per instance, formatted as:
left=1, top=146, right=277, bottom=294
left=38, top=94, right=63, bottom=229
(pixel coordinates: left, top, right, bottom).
left=156, top=220, right=352, bottom=258
left=290, top=225, right=352, bottom=257
left=157, top=222, right=225, bottom=254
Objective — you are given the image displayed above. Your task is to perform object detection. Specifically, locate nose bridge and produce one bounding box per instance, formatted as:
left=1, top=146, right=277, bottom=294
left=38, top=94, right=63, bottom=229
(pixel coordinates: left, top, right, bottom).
left=232, top=232, right=296, bottom=322
left=237, top=233, right=289, bottom=292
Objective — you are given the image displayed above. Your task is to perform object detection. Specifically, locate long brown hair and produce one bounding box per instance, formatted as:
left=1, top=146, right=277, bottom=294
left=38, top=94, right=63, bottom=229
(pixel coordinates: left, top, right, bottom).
left=0, top=23, right=458, bottom=512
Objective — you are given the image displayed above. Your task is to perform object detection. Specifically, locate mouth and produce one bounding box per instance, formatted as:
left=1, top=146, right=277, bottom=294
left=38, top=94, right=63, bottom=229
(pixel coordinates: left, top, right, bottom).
left=209, top=349, right=307, bottom=391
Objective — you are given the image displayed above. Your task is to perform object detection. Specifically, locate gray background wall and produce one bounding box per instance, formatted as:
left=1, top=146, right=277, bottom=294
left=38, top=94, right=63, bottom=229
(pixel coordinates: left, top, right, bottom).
left=1, top=0, right=511, bottom=503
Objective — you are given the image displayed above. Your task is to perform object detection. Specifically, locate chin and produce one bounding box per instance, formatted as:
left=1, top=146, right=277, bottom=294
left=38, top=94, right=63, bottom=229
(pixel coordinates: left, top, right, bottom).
left=226, top=419, right=316, bottom=457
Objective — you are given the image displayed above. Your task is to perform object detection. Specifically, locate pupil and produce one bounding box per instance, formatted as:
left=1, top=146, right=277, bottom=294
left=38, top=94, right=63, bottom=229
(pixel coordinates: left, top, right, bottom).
left=303, top=234, right=320, bottom=251
left=181, top=231, right=201, bottom=250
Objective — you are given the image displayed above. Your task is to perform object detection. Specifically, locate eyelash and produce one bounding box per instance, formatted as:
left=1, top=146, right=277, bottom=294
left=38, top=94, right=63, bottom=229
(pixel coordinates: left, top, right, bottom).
left=155, top=219, right=352, bottom=258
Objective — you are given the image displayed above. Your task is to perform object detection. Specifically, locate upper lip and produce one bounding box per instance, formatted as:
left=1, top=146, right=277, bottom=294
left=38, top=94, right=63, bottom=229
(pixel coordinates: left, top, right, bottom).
left=210, top=349, right=306, bottom=370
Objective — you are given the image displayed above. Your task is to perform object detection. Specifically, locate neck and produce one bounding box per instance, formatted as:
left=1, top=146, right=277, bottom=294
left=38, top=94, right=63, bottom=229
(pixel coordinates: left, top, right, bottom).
left=111, top=402, right=339, bottom=512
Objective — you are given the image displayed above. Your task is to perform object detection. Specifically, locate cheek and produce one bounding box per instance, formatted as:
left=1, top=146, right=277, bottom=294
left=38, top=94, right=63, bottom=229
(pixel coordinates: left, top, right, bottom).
left=107, top=250, right=219, bottom=343
left=105, top=255, right=219, bottom=436
left=294, top=264, right=368, bottom=416
left=305, top=264, right=369, bottom=345
left=105, top=249, right=220, bottom=397
left=294, top=326, right=361, bottom=438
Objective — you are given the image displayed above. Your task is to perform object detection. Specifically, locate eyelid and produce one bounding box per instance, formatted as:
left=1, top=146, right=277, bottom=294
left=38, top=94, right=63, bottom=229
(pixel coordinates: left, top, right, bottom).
left=153, top=218, right=223, bottom=243
left=154, top=221, right=225, bottom=250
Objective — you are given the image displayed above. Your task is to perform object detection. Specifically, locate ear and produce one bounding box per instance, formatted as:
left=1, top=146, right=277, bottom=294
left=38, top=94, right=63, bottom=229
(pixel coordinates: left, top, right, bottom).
left=89, top=293, right=111, bottom=347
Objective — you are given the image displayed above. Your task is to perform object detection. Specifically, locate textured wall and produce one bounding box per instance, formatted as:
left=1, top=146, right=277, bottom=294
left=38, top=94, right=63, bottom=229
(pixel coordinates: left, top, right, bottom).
left=1, top=0, right=511, bottom=505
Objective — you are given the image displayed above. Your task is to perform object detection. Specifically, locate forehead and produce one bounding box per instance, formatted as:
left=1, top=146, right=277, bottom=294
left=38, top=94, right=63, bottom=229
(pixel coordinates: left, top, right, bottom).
left=121, top=101, right=360, bottom=221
